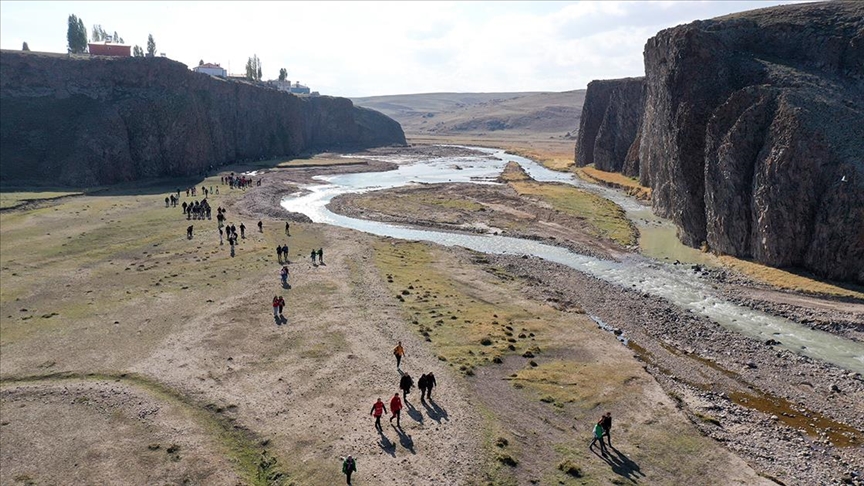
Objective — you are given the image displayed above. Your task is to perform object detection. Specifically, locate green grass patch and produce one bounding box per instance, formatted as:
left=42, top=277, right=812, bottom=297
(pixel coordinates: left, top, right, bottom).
left=0, top=191, right=82, bottom=209
left=508, top=180, right=636, bottom=246
left=509, top=361, right=632, bottom=410
left=372, top=240, right=549, bottom=375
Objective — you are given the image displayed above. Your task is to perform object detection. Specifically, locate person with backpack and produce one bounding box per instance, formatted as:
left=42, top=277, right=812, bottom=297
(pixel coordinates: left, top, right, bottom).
left=277, top=245, right=283, bottom=263
left=393, top=341, right=404, bottom=370
left=389, top=392, right=403, bottom=428
left=281, top=244, right=289, bottom=262
left=280, top=266, right=289, bottom=287
left=399, top=374, right=414, bottom=402
left=370, top=398, right=387, bottom=432
left=277, top=296, right=285, bottom=316
left=589, top=417, right=609, bottom=455
left=341, top=455, right=357, bottom=485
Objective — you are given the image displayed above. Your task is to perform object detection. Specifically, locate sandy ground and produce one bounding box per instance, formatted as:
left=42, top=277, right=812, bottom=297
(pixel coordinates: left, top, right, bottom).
left=1, top=145, right=861, bottom=485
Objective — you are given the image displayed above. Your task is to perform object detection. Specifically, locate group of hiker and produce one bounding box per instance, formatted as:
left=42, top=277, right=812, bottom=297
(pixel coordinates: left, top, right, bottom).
left=182, top=199, right=211, bottom=220
left=368, top=342, right=438, bottom=431
left=222, top=173, right=259, bottom=189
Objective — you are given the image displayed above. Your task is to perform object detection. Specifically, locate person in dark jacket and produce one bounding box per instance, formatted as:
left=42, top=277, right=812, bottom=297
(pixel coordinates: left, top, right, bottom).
left=425, top=372, right=437, bottom=400
left=418, top=374, right=429, bottom=401
left=600, top=412, right=612, bottom=447
left=399, top=374, right=414, bottom=401
left=342, top=455, right=357, bottom=485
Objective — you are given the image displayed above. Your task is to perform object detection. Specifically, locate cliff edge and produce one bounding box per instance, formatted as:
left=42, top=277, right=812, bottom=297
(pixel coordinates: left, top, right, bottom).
left=575, top=1, right=864, bottom=284
left=0, top=51, right=406, bottom=186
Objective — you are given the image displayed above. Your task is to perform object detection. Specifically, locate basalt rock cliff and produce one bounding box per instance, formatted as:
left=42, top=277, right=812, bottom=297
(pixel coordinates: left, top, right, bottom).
left=574, top=77, right=644, bottom=177
left=0, top=51, right=406, bottom=186
left=576, top=1, right=864, bottom=284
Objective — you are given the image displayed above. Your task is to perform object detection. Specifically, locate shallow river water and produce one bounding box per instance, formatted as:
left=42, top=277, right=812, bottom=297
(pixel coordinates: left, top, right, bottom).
left=281, top=147, right=864, bottom=373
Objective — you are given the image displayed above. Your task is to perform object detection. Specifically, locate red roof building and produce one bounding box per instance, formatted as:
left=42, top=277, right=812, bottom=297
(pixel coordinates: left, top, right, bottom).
left=88, top=43, right=131, bottom=57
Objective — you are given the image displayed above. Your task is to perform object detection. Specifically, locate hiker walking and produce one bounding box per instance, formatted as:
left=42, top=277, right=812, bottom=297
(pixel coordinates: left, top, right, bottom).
left=342, top=455, right=357, bottom=485
left=389, top=392, right=403, bottom=427
left=600, top=412, right=612, bottom=447
left=285, top=222, right=290, bottom=236
left=277, top=296, right=285, bottom=316
left=258, top=220, right=263, bottom=232
left=280, top=266, right=289, bottom=287
left=277, top=245, right=283, bottom=263
left=272, top=296, right=280, bottom=318
left=281, top=244, right=289, bottom=262
left=418, top=374, right=427, bottom=400
left=393, top=341, right=405, bottom=370
left=399, top=373, right=414, bottom=401
left=187, top=225, right=193, bottom=239
left=370, top=398, right=387, bottom=432
left=425, top=372, right=437, bottom=400
left=311, top=250, right=317, bottom=265
left=317, top=248, right=324, bottom=265
left=219, top=227, right=224, bottom=245
left=589, top=418, right=609, bottom=455
left=239, top=222, right=246, bottom=238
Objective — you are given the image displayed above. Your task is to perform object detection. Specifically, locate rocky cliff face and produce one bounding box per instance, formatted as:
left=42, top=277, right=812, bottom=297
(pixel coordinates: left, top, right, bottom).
left=0, top=51, right=405, bottom=186
left=576, top=1, right=864, bottom=284
left=574, top=77, right=644, bottom=176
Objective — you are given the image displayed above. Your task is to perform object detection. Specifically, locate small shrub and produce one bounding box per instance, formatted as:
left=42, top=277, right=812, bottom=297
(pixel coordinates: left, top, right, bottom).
left=495, top=437, right=509, bottom=448
left=558, top=460, right=582, bottom=477
left=496, top=453, right=518, bottom=467
left=480, top=337, right=493, bottom=346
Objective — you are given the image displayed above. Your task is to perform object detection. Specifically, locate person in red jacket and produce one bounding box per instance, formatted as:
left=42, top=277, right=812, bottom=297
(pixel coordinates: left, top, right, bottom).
left=272, top=296, right=280, bottom=318
left=389, top=392, right=403, bottom=428
left=370, top=398, right=387, bottom=432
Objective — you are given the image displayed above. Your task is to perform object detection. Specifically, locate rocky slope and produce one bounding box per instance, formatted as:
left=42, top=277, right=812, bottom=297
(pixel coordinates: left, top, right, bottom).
left=574, top=77, right=643, bottom=177
left=0, top=51, right=405, bottom=186
left=576, top=1, right=864, bottom=284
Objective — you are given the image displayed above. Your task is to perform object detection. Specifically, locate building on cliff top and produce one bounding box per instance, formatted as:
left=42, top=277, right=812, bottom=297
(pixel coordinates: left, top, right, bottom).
left=268, top=80, right=311, bottom=94
left=88, top=42, right=131, bottom=57
left=192, top=62, right=227, bottom=78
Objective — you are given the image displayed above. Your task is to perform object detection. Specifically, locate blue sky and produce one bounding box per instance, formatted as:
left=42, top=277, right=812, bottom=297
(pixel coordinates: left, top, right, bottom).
left=0, top=1, right=805, bottom=97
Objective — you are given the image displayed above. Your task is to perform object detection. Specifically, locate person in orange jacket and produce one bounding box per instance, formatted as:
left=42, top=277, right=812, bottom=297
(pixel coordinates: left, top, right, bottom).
left=370, top=398, right=387, bottom=432
left=393, top=341, right=405, bottom=370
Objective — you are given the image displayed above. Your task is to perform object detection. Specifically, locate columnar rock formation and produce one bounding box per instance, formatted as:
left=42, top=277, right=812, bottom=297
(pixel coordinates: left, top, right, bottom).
left=574, top=77, right=644, bottom=176
left=575, top=1, right=864, bottom=284
left=0, top=51, right=406, bottom=186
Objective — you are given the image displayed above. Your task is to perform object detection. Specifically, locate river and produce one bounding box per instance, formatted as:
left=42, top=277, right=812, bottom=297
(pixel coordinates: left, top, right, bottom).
left=280, top=147, right=864, bottom=373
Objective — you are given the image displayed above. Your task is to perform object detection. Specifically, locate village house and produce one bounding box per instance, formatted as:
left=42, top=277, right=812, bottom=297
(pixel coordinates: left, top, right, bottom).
left=267, top=80, right=312, bottom=94
left=88, top=41, right=131, bottom=57
left=192, top=62, right=227, bottom=78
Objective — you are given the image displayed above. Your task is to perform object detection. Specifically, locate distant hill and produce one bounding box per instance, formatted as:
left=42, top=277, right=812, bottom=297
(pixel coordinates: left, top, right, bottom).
left=352, top=90, right=585, bottom=138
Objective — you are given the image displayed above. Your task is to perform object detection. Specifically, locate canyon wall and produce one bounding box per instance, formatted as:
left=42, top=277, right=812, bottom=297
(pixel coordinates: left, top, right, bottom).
left=0, top=51, right=406, bottom=186
left=576, top=1, right=864, bottom=283
left=574, top=77, right=644, bottom=176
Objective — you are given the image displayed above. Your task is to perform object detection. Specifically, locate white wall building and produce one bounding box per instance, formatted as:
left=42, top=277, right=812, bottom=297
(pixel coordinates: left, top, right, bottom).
left=192, top=62, right=227, bottom=78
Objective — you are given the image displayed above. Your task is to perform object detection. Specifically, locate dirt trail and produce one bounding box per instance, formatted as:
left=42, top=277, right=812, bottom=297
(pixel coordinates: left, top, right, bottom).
left=129, top=225, right=482, bottom=485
